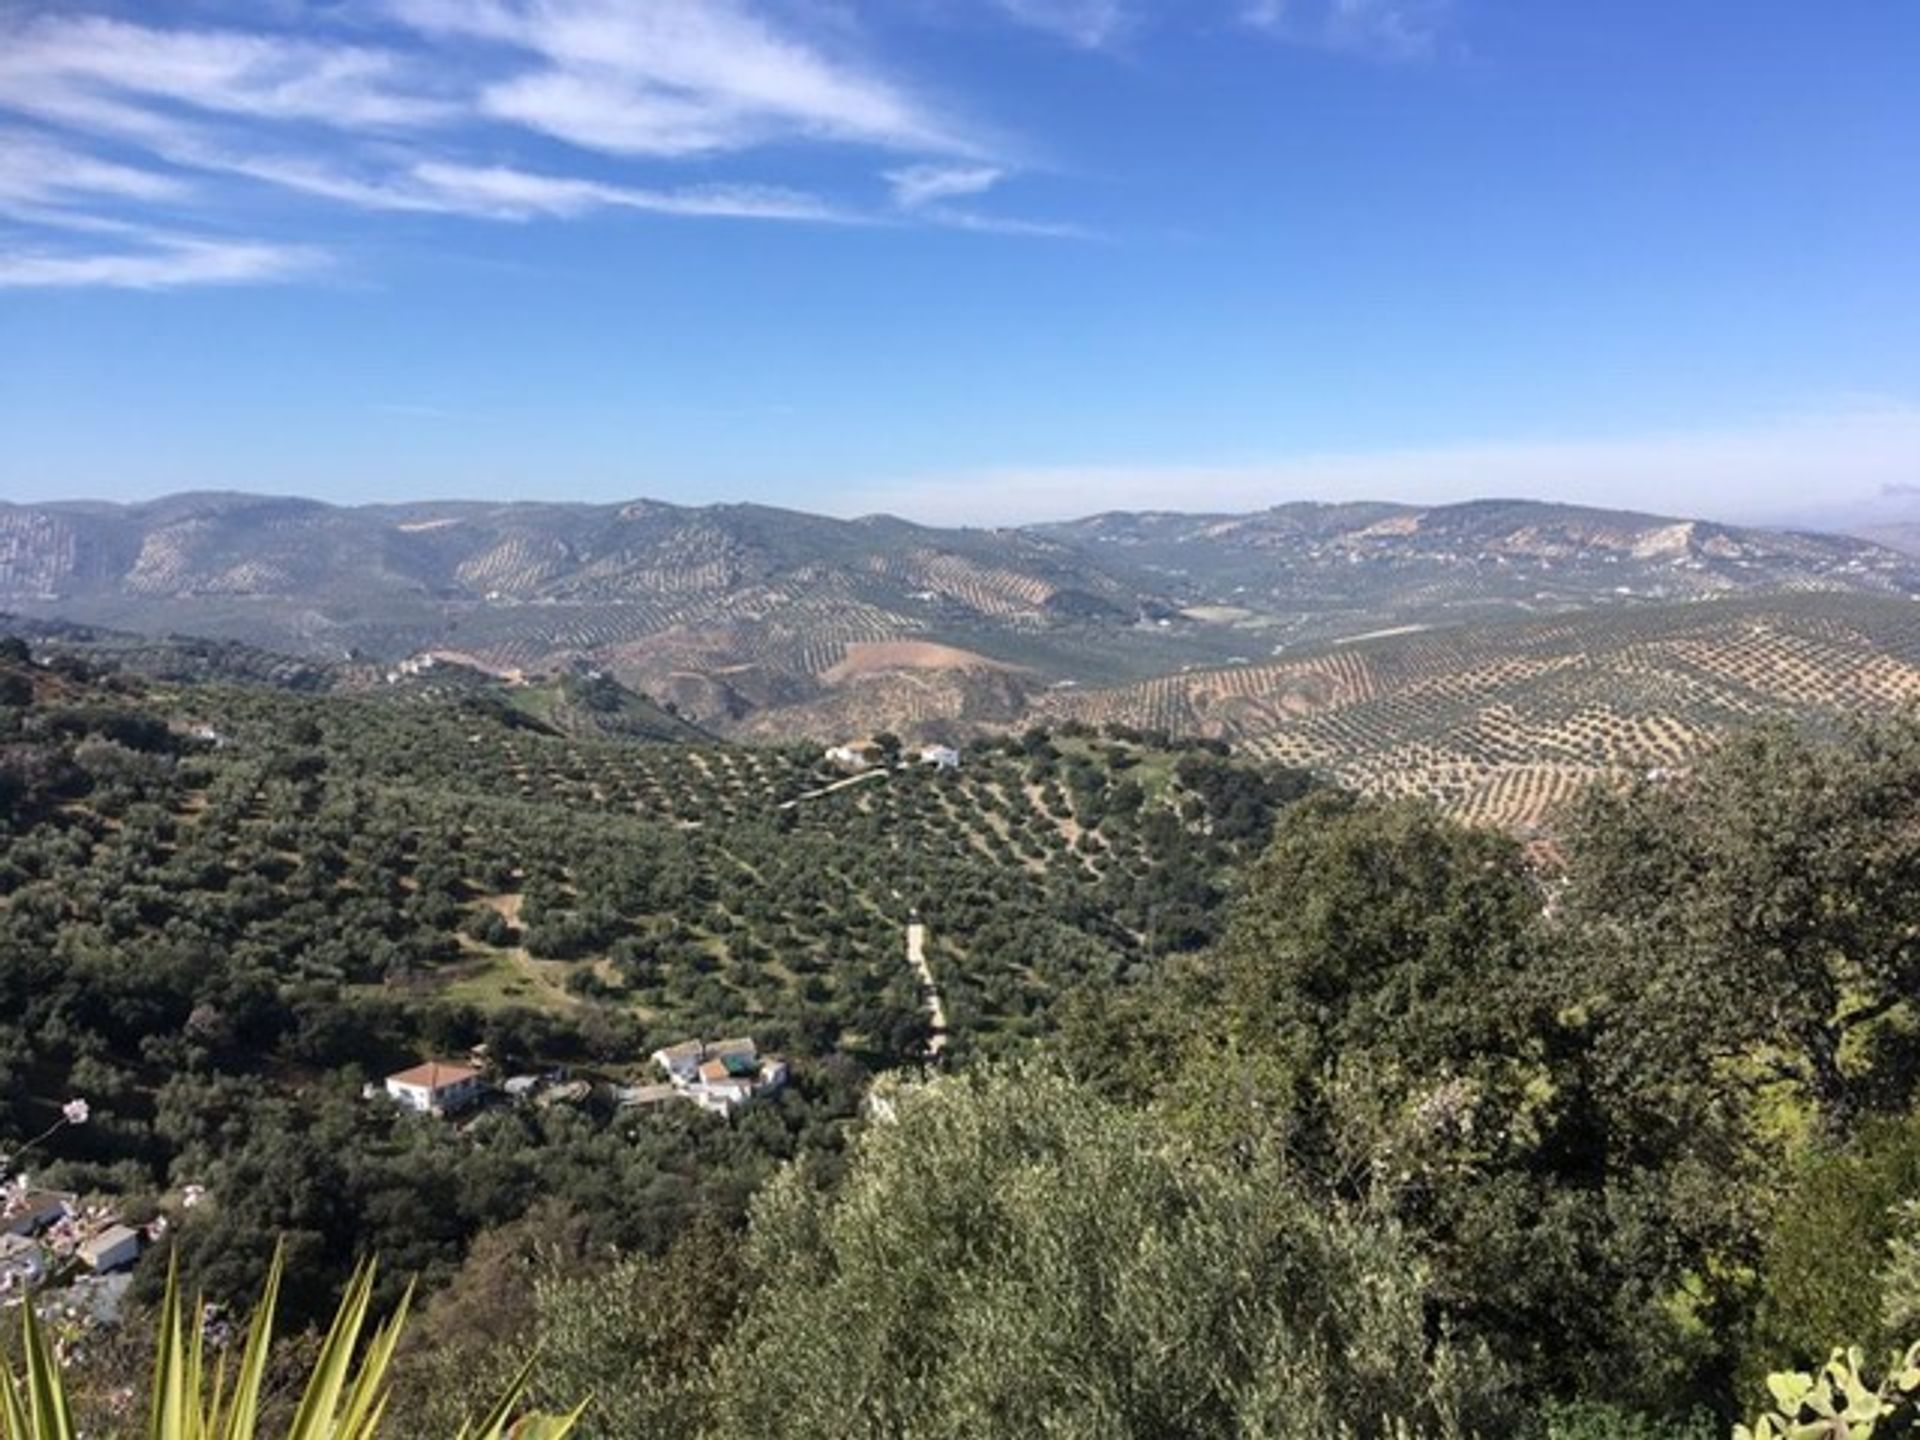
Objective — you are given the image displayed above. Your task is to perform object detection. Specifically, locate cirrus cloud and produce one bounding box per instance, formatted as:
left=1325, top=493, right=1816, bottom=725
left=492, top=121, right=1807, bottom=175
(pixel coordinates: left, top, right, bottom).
left=0, top=0, right=1064, bottom=288
left=990, top=0, right=1135, bottom=49
left=0, top=233, right=322, bottom=289
left=0, top=0, right=1440, bottom=289
left=392, top=0, right=977, bottom=158
left=1241, top=0, right=1453, bottom=61
left=887, top=163, right=1004, bottom=209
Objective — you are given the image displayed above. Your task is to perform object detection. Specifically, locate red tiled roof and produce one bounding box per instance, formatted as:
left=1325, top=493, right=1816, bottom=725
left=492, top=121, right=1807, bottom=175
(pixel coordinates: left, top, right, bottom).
left=388, top=1061, right=479, bottom=1091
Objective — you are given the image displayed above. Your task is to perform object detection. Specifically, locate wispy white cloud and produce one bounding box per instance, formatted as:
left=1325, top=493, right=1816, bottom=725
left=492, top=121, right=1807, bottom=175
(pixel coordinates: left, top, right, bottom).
left=478, top=70, right=765, bottom=160
left=887, top=163, right=1003, bottom=209
left=825, top=405, right=1920, bottom=526
left=991, top=0, right=1135, bottom=49
left=0, top=13, right=454, bottom=133
left=108, top=138, right=851, bottom=224
left=1242, top=0, right=1451, bottom=60
left=0, top=0, right=1075, bottom=286
left=0, top=234, right=323, bottom=289
left=392, top=0, right=974, bottom=157
left=0, top=127, right=318, bottom=287
left=0, top=130, right=191, bottom=206
left=406, top=163, right=852, bottom=222
left=983, top=0, right=1452, bottom=60
left=881, top=160, right=1082, bottom=236
left=918, top=208, right=1089, bottom=239
left=0, top=0, right=1453, bottom=291
left=0, top=1, right=958, bottom=160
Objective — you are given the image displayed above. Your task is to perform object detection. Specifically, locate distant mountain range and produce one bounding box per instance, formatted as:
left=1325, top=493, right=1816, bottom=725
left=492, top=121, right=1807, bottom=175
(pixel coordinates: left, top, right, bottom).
left=1, top=488, right=1915, bottom=730
left=1, top=489, right=1910, bottom=668
left=1756, top=488, right=1920, bottom=557
left=1849, top=523, right=1920, bottom=558
left=10, top=489, right=1920, bottom=829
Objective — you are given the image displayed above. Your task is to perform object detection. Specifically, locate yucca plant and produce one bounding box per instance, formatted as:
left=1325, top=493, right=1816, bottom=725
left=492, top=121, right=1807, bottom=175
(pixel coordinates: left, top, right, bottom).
left=0, top=1248, right=585, bottom=1440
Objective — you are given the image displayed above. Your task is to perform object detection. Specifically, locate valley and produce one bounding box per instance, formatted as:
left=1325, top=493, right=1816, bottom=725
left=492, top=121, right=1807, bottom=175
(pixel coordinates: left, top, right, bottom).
left=8, top=490, right=1920, bottom=831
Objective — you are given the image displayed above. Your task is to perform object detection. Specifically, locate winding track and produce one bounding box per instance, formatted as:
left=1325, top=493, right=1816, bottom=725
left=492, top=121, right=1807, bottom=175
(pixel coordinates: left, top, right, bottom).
left=906, top=921, right=949, bottom=1058
left=775, top=766, right=888, bottom=811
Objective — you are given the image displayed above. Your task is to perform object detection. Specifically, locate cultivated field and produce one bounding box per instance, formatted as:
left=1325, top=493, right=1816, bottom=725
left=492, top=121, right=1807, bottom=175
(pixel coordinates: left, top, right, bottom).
left=1037, top=595, right=1920, bottom=829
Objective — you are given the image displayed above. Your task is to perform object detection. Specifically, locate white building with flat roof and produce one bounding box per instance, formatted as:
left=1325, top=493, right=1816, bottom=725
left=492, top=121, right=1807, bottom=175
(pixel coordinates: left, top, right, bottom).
left=77, top=1224, right=141, bottom=1273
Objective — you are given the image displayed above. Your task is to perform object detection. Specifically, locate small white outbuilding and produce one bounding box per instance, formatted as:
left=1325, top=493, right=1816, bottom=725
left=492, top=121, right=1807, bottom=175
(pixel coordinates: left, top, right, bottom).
left=78, top=1224, right=142, bottom=1273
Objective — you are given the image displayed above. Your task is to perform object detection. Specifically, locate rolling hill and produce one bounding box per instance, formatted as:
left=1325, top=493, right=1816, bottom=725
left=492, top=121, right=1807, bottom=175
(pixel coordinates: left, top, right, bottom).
left=7, top=491, right=1920, bottom=828
left=1038, top=592, right=1920, bottom=828
left=2, top=491, right=1912, bottom=721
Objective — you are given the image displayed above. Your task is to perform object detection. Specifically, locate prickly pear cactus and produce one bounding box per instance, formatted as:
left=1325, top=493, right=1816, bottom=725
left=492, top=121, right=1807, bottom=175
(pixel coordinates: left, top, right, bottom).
left=1734, top=1343, right=1920, bottom=1439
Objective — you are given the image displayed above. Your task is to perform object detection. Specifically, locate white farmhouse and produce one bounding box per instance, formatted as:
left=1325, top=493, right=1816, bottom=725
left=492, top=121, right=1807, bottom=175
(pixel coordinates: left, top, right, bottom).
left=918, top=744, right=962, bottom=771
left=649, top=1040, right=707, bottom=1084
left=692, top=1059, right=758, bottom=1115
left=385, top=1061, right=484, bottom=1117
left=651, top=1037, right=789, bottom=1116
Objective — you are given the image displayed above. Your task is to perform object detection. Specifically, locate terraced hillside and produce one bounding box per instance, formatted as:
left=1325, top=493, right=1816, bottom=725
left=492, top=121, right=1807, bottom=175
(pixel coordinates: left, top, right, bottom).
left=20, top=586, right=1920, bottom=836
left=4, top=493, right=1914, bottom=736
left=1037, top=594, right=1920, bottom=829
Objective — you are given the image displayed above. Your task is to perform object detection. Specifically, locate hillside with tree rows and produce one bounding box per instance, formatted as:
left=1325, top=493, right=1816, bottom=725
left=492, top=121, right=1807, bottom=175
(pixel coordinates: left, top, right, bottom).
left=11, top=624, right=1920, bottom=1436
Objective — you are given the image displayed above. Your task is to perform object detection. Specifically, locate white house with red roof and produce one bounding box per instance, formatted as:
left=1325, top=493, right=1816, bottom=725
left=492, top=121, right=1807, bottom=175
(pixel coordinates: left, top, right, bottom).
left=650, top=1037, right=788, bottom=1116
left=385, top=1061, right=484, bottom=1117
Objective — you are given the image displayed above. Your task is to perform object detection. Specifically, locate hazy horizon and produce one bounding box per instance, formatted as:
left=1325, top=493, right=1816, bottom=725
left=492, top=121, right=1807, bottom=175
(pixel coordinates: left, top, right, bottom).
left=4, top=465, right=1914, bottom=536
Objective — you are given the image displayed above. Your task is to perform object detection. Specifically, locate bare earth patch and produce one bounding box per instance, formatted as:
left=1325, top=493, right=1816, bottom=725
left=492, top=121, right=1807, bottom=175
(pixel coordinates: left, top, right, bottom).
left=822, top=640, right=1023, bottom=684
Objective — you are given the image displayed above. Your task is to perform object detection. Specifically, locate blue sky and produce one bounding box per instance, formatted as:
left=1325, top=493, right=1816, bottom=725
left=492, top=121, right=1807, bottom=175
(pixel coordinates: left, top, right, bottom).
left=1, top=0, right=1917, bottom=524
